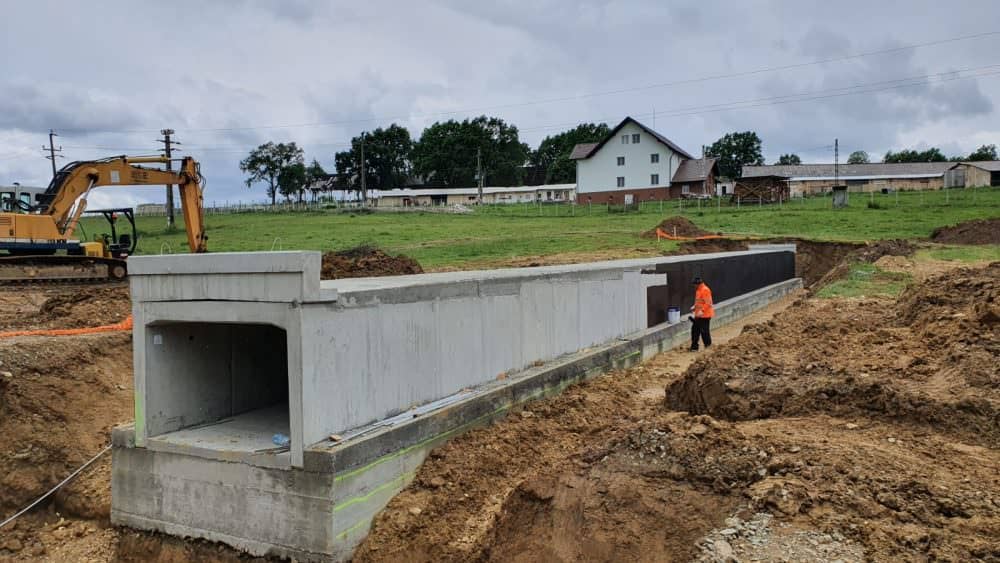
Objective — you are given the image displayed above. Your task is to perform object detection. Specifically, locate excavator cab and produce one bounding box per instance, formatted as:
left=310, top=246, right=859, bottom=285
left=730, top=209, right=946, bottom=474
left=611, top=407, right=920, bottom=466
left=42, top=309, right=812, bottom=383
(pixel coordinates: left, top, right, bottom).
left=83, top=208, right=138, bottom=259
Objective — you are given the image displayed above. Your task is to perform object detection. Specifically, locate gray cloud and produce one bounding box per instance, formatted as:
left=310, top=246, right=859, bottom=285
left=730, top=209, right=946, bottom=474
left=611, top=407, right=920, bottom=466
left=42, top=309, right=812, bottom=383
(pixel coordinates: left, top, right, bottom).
left=2, top=0, right=1000, bottom=198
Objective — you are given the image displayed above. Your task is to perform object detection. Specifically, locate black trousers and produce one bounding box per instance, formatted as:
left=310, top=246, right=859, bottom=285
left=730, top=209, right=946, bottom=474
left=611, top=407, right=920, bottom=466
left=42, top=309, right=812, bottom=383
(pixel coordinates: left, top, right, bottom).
left=690, top=317, right=712, bottom=350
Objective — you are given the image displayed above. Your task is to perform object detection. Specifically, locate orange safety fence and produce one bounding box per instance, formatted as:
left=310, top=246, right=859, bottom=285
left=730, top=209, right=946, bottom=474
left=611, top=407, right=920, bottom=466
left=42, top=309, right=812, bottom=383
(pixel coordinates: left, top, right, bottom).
left=0, top=315, right=133, bottom=339
left=654, top=228, right=726, bottom=241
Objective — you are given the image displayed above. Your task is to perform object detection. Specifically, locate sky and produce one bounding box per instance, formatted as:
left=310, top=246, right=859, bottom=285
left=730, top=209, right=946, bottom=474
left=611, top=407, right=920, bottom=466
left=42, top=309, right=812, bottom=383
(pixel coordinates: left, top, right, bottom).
left=3, top=0, right=1000, bottom=208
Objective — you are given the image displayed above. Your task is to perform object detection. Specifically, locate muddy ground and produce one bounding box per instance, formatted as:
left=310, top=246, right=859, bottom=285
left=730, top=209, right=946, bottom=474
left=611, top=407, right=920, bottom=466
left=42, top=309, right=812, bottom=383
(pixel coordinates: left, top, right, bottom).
left=356, top=262, right=999, bottom=562
left=931, top=217, right=1000, bottom=245
left=320, top=245, right=424, bottom=279
left=0, top=235, right=996, bottom=562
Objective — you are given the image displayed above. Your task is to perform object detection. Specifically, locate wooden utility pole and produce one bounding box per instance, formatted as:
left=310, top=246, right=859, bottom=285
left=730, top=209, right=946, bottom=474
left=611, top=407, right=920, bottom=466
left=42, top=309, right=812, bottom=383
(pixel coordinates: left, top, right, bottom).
left=157, top=129, right=179, bottom=227
left=41, top=129, right=63, bottom=179
left=359, top=132, right=367, bottom=207
left=476, top=147, right=484, bottom=203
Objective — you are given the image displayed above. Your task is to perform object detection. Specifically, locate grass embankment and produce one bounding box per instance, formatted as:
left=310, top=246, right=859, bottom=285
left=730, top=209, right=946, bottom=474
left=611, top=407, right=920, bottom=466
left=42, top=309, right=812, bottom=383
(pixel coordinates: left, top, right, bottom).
left=78, top=187, right=1000, bottom=270
left=816, top=263, right=913, bottom=299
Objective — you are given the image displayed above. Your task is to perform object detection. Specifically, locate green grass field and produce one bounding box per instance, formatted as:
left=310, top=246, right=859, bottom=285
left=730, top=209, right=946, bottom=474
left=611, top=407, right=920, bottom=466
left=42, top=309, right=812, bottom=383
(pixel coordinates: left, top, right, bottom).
left=816, top=263, right=913, bottom=299
left=78, top=187, right=1000, bottom=270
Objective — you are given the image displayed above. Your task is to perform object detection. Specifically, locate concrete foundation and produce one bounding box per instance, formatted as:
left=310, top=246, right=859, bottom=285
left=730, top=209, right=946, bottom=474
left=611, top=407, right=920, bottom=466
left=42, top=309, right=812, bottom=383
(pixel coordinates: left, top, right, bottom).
left=112, top=249, right=799, bottom=561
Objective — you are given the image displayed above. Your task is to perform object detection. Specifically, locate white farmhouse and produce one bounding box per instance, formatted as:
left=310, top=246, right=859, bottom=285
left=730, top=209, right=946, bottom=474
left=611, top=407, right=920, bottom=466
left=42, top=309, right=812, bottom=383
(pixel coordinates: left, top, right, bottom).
left=570, top=116, right=716, bottom=204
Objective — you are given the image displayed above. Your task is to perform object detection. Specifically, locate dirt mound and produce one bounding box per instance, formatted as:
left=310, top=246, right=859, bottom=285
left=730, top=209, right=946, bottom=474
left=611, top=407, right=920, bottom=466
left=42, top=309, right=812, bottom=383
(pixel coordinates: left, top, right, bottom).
left=0, top=285, right=130, bottom=332
left=666, top=263, right=1000, bottom=447
left=320, top=245, right=423, bottom=280
left=931, top=218, right=1000, bottom=244
left=642, top=216, right=713, bottom=239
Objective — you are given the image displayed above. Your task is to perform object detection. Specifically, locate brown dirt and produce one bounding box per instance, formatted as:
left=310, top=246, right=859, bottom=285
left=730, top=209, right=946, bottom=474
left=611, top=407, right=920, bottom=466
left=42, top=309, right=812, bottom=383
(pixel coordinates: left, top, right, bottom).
left=673, top=238, right=750, bottom=255
left=320, top=245, right=423, bottom=280
left=641, top=216, right=715, bottom=239
left=356, top=262, right=1000, bottom=562
left=352, top=295, right=801, bottom=563
left=783, top=238, right=916, bottom=289
left=930, top=217, right=1000, bottom=245
left=0, top=285, right=131, bottom=332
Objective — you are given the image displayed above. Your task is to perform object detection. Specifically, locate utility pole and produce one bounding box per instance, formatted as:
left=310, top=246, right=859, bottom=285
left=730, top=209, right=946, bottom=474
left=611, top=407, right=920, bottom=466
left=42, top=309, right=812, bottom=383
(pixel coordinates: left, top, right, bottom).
left=359, top=132, right=367, bottom=207
left=41, top=129, right=63, bottom=179
left=701, top=145, right=707, bottom=195
left=834, top=138, right=839, bottom=186
left=476, top=147, right=484, bottom=204
left=157, top=129, right=180, bottom=228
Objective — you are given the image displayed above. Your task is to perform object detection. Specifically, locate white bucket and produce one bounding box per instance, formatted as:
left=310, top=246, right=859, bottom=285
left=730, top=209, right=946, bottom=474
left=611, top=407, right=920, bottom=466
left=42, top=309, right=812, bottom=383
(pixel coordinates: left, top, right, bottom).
left=667, top=307, right=680, bottom=324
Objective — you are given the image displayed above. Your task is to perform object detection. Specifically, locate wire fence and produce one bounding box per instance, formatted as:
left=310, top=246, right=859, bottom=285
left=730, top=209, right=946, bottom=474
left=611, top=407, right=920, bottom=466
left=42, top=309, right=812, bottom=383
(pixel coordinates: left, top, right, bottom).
left=133, top=186, right=999, bottom=218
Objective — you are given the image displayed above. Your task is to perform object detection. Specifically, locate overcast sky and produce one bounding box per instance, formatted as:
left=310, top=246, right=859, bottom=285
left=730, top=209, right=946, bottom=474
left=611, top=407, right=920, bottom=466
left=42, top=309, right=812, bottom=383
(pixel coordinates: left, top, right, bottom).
left=3, top=0, right=1000, bottom=207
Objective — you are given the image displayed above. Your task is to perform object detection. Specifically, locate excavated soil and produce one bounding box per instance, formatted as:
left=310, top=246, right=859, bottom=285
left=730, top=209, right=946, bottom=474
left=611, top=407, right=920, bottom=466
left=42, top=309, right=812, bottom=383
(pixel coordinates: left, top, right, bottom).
left=673, top=238, right=750, bottom=255
left=0, top=285, right=130, bottom=332
left=356, top=262, right=1000, bottom=562
left=930, top=217, right=1000, bottom=245
left=666, top=263, right=1000, bottom=447
left=641, top=216, right=716, bottom=239
left=320, top=245, right=423, bottom=279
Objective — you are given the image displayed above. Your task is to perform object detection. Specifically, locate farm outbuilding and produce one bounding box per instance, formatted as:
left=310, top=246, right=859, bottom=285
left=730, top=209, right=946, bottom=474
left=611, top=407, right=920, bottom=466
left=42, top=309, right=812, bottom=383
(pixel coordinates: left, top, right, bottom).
left=947, top=161, right=1000, bottom=187
left=742, top=163, right=955, bottom=196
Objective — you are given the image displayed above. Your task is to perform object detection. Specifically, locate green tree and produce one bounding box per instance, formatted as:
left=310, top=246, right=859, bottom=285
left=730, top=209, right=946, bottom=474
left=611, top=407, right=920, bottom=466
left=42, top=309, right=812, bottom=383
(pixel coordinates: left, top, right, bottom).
left=883, top=148, right=946, bottom=163
left=967, top=143, right=997, bottom=161
left=532, top=123, right=610, bottom=183
left=239, top=142, right=305, bottom=205
left=277, top=162, right=308, bottom=203
left=705, top=131, right=764, bottom=179
left=334, top=124, right=413, bottom=192
left=777, top=153, right=801, bottom=165
left=412, top=116, right=530, bottom=187
left=847, top=150, right=870, bottom=164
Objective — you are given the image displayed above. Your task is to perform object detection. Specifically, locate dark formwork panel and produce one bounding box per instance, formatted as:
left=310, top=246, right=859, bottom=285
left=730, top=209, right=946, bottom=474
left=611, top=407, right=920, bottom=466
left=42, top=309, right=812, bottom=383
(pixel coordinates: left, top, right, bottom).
left=646, top=251, right=795, bottom=327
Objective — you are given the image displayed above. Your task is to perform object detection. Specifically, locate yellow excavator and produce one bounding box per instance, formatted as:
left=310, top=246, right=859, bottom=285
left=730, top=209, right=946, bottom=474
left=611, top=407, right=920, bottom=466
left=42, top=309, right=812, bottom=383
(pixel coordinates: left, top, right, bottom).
left=0, top=155, right=207, bottom=282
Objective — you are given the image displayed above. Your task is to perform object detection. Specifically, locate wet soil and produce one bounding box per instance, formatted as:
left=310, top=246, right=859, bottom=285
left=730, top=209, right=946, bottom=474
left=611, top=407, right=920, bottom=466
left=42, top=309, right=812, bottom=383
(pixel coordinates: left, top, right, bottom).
left=930, top=217, right=1000, bottom=245
left=320, top=245, right=423, bottom=280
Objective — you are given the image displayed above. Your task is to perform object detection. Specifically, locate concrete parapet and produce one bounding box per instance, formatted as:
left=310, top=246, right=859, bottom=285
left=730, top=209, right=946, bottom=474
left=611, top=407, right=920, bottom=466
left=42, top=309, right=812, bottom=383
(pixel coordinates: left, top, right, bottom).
left=114, top=249, right=799, bottom=561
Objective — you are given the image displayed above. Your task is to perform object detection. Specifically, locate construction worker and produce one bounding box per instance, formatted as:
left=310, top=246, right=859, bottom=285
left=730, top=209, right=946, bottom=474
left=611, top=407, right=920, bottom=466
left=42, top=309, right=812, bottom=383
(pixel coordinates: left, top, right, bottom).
left=689, top=276, right=714, bottom=351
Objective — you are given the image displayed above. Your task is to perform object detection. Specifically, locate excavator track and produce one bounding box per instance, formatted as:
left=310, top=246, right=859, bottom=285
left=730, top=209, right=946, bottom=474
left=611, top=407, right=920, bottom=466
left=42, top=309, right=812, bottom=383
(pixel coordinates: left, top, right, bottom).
left=0, top=255, right=127, bottom=285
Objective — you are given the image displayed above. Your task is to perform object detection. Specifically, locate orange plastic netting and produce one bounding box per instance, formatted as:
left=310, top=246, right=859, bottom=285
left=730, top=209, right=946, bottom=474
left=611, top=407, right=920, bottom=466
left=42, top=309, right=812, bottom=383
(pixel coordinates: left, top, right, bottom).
left=0, top=315, right=133, bottom=339
left=654, top=228, right=725, bottom=241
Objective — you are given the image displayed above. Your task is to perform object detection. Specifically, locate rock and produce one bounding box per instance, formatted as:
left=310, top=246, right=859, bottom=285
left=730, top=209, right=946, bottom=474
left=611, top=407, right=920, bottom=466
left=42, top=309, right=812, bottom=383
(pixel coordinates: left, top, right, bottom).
left=714, top=538, right=735, bottom=559
left=519, top=410, right=534, bottom=419
left=887, top=437, right=896, bottom=444
left=29, top=544, right=46, bottom=557
left=845, top=423, right=859, bottom=430
left=720, top=527, right=738, bottom=538
left=428, top=476, right=446, bottom=489
left=788, top=446, right=801, bottom=453
left=408, top=507, right=422, bottom=516
left=1, top=371, right=12, bottom=378
left=2, top=538, right=23, bottom=552
left=329, top=434, right=343, bottom=442
left=689, top=423, right=709, bottom=436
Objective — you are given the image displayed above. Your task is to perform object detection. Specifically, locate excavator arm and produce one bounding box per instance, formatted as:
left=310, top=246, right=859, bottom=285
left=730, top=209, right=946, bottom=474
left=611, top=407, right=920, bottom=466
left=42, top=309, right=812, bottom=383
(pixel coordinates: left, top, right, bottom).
left=41, top=155, right=208, bottom=253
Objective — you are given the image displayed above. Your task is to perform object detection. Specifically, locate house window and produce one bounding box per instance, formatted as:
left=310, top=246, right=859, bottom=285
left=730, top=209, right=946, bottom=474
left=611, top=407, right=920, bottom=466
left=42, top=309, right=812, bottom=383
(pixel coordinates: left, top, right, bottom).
left=632, top=133, right=640, bottom=143
left=682, top=184, right=690, bottom=194
left=651, top=174, right=659, bottom=185
left=650, top=153, right=659, bottom=163
left=616, top=177, right=625, bottom=188
left=621, top=135, right=629, bottom=144
left=617, top=156, right=625, bottom=166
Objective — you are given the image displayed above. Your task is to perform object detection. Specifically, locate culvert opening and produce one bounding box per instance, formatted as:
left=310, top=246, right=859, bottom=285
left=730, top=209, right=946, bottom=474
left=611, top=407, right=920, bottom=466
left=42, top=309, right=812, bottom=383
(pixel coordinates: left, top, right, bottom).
left=143, top=322, right=289, bottom=455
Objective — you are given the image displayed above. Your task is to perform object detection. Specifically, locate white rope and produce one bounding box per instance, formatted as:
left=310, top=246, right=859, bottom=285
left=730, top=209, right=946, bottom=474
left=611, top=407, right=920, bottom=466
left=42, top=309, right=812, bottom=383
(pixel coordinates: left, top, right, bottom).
left=0, top=444, right=111, bottom=529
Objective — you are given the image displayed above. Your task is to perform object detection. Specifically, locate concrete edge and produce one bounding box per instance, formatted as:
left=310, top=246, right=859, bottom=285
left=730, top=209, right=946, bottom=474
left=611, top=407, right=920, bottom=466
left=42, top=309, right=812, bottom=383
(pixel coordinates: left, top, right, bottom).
left=111, top=509, right=320, bottom=562
left=128, top=251, right=321, bottom=276
left=305, top=277, right=803, bottom=474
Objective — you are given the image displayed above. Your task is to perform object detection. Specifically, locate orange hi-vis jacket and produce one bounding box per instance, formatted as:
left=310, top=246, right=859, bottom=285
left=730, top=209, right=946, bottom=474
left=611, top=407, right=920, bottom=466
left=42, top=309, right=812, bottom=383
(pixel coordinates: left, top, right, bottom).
left=694, top=283, right=714, bottom=319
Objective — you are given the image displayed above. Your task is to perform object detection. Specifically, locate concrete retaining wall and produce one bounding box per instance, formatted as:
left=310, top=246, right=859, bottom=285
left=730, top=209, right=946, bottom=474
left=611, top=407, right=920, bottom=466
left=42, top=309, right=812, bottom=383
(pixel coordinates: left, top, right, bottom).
left=113, top=248, right=799, bottom=561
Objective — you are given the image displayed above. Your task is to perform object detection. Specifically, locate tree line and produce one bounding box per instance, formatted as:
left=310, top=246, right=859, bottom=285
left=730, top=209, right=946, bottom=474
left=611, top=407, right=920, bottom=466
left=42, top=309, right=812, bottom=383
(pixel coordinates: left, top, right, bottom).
left=239, top=120, right=998, bottom=204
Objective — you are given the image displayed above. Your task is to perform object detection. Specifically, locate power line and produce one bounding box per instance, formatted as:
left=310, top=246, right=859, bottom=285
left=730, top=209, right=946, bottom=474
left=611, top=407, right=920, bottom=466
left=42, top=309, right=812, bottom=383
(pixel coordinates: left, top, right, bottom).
left=45, top=29, right=1000, bottom=135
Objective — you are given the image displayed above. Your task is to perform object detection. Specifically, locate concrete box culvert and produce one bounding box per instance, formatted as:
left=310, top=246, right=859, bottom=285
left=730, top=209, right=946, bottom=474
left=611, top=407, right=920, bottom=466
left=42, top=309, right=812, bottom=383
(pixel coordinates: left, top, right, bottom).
left=113, top=249, right=799, bottom=561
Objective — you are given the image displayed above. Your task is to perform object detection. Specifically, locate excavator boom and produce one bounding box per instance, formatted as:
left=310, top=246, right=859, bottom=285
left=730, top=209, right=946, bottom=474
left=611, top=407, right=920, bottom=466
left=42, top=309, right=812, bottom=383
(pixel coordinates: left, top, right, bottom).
left=0, top=155, right=208, bottom=283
